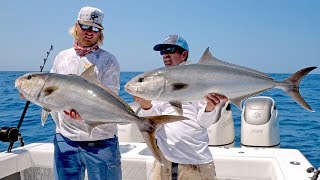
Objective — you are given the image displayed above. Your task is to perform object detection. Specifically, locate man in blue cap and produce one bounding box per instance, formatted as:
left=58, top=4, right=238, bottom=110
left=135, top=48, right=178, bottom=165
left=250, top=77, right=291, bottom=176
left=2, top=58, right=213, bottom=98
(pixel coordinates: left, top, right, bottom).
left=134, top=35, right=227, bottom=179
left=153, top=35, right=190, bottom=66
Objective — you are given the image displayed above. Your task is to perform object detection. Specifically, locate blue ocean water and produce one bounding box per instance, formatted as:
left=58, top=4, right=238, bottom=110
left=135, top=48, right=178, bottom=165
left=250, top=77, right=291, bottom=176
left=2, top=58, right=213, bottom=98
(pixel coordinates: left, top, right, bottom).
left=0, top=71, right=319, bottom=168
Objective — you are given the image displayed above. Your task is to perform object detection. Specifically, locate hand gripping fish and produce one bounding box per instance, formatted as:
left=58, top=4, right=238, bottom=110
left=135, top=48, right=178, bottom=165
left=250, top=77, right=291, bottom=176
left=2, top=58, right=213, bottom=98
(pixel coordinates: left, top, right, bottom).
left=125, top=48, right=316, bottom=113
left=15, top=65, right=188, bottom=164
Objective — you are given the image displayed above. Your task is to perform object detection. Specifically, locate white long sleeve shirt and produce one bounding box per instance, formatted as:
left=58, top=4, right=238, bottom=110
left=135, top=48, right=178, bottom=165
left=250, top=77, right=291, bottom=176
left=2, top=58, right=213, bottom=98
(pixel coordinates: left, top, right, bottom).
left=138, top=101, right=224, bottom=164
left=50, top=47, right=120, bottom=141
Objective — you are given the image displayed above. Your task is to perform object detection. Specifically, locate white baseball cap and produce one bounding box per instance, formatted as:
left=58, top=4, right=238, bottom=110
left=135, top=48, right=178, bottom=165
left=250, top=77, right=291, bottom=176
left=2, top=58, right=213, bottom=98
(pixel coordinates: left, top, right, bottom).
left=77, top=6, right=104, bottom=30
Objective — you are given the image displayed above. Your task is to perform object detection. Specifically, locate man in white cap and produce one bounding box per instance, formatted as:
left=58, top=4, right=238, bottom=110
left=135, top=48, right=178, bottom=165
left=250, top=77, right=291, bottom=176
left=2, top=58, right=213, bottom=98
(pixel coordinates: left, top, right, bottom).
left=134, top=35, right=228, bottom=179
left=50, top=6, right=121, bottom=180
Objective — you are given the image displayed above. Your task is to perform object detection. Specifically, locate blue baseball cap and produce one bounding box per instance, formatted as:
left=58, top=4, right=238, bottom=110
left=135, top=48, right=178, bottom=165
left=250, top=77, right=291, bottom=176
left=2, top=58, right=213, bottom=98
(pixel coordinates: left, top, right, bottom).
left=153, top=35, right=189, bottom=52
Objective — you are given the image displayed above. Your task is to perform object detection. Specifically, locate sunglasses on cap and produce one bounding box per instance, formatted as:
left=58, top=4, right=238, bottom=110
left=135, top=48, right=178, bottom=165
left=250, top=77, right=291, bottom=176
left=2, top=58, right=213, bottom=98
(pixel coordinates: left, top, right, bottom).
left=160, top=47, right=178, bottom=55
left=78, top=23, right=101, bottom=33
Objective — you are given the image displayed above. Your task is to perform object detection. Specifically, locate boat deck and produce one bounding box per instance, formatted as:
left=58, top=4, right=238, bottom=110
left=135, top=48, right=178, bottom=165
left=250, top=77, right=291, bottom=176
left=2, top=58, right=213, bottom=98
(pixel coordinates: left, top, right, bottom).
left=0, top=142, right=315, bottom=180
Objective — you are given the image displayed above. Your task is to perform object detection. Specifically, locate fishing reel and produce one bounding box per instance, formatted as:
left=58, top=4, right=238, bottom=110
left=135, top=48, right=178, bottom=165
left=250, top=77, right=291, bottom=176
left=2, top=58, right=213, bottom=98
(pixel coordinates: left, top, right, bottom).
left=0, top=127, right=24, bottom=151
left=307, top=167, right=320, bottom=180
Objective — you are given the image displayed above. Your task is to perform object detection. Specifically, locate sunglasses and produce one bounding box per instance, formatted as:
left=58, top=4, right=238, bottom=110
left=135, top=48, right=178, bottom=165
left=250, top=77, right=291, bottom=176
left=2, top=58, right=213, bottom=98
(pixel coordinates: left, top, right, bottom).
left=160, top=47, right=178, bottom=55
left=78, top=23, right=101, bottom=32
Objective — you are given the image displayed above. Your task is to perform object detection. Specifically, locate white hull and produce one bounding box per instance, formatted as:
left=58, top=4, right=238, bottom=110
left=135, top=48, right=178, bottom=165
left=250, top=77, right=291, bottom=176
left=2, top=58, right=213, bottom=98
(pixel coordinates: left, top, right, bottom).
left=0, top=142, right=316, bottom=180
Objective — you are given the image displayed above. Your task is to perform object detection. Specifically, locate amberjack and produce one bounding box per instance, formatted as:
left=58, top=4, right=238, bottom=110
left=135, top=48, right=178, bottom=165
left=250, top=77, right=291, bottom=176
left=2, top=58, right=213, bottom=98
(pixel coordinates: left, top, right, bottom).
left=124, top=48, right=316, bottom=113
left=15, top=66, right=188, bottom=163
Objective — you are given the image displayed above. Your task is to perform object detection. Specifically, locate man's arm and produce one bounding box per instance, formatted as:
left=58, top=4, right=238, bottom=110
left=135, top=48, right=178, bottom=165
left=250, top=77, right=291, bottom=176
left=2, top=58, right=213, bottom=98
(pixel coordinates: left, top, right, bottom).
left=197, top=93, right=228, bottom=128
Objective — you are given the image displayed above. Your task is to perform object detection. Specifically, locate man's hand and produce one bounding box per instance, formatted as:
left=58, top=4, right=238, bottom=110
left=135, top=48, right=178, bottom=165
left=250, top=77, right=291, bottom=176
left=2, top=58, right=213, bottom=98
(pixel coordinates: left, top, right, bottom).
left=204, top=93, right=228, bottom=112
left=64, top=109, right=83, bottom=120
left=133, top=96, right=152, bottom=110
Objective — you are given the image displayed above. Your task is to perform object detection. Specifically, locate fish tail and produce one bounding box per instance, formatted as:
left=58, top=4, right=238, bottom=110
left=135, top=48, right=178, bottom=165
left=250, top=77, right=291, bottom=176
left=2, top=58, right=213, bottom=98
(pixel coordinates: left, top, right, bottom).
left=278, top=66, right=317, bottom=112
left=138, top=115, right=188, bottom=164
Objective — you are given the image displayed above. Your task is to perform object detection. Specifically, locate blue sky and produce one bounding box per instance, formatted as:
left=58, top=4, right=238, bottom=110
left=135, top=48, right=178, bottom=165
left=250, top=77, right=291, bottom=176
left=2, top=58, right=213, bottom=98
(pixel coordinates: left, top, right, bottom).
left=0, top=0, right=319, bottom=73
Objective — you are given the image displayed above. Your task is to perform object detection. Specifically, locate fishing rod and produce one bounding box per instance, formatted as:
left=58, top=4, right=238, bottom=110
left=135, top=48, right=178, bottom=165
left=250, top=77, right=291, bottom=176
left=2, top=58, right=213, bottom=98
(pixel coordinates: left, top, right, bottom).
left=0, top=45, right=53, bottom=153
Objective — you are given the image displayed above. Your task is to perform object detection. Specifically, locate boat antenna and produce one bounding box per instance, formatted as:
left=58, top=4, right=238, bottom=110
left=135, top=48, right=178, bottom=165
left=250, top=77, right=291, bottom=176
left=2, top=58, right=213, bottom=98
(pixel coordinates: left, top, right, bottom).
left=0, top=45, right=53, bottom=153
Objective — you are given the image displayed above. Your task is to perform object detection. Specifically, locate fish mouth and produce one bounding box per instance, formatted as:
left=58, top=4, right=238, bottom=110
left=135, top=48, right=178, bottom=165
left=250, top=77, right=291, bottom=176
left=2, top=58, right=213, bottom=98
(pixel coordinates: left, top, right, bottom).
left=15, top=79, right=21, bottom=89
left=123, top=84, right=132, bottom=93
left=124, top=84, right=141, bottom=96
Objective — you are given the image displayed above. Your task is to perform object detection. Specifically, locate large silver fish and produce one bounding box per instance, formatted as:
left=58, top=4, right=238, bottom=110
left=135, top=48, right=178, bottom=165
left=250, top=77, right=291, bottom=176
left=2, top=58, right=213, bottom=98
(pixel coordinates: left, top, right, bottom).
left=124, top=48, right=316, bottom=112
left=15, top=66, right=187, bottom=163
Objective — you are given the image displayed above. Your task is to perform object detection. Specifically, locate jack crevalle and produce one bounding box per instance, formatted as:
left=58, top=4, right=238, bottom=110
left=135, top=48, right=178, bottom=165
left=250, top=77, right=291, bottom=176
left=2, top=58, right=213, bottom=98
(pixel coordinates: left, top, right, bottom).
left=124, top=48, right=316, bottom=113
left=15, top=65, right=188, bottom=163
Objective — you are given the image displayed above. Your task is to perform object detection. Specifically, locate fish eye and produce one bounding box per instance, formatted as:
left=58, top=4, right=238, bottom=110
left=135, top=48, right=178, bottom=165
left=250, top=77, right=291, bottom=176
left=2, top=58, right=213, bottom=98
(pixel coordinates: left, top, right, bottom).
left=27, top=75, right=32, bottom=80
left=138, top=77, right=144, bottom=82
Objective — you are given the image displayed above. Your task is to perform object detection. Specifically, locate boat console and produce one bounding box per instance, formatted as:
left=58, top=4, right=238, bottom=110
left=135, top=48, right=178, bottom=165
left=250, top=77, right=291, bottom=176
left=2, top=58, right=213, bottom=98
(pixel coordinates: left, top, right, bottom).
left=241, top=96, right=280, bottom=147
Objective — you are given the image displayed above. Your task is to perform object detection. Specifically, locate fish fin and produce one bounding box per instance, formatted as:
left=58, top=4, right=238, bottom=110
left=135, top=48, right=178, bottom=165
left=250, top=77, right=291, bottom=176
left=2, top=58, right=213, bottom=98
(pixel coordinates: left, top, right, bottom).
left=169, top=101, right=183, bottom=115
left=84, top=63, right=92, bottom=70
left=41, top=109, right=51, bottom=126
left=112, top=94, right=135, bottom=114
left=230, top=89, right=272, bottom=111
left=138, top=115, right=188, bottom=164
left=80, top=65, right=101, bottom=84
left=198, top=47, right=217, bottom=65
left=102, top=90, right=135, bottom=113
left=140, top=131, right=162, bottom=163
left=86, top=121, right=106, bottom=128
left=170, top=83, right=189, bottom=91
left=229, top=98, right=243, bottom=111
left=43, top=86, right=59, bottom=96
left=86, top=126, right=94, bottom=137
left=85, top=122, right=106, bottom=137
left=198, top=47, right=272, bottom=80
left=99, top=87, right=135, bottom=113
left=81, top=65, right=135, bottom=114
left=278, top=66, right=317, bottom=112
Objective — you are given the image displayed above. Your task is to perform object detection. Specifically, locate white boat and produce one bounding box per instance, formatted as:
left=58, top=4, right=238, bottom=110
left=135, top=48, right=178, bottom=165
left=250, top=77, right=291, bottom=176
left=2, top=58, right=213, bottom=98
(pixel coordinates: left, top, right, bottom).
left=0, top=142, right=316, bottom=180
left=0, top=97, right=319, bottom=180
